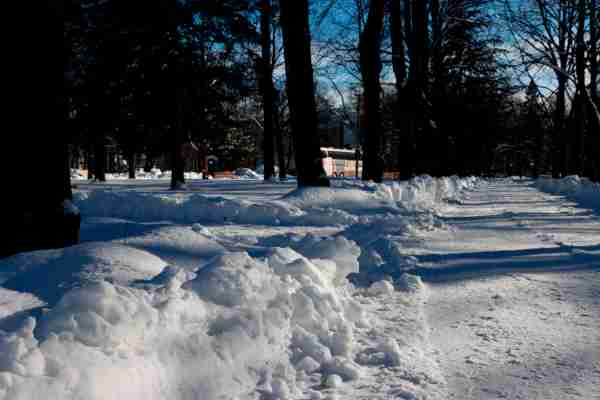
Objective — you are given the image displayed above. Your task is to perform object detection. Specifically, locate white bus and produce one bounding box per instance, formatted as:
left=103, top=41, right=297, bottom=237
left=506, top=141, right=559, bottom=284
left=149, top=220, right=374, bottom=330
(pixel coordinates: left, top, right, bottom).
left=321, top=147, right=362, bottom=177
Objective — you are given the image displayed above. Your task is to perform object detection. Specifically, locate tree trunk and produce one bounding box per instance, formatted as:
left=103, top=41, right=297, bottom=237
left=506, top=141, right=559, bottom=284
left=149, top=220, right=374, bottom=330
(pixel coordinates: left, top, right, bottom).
left=260, top=0, right=275, bottom=181
left=4, top=0, right=80, bottom=258
left=590, top=0, right=600, bottom=181
left=391, top=0, right=413, bottom=180
left=274, top=91, right=287, bottom=180
left=430, top=0, right=447, bottom=176
left=279, top=0, right=329, bottom=187
left=573, top=0, right=587, bottom=175
left=359, top=0, right=385, bottom=182
left=553, top=74, right=567, bottom=178
left=93, top=134, right=107, bottom=181
left=127, top=150, right=136, bottom=179
left=171, top=88, right=186, bottom=189
left=410, top=0, right=430, bottom=175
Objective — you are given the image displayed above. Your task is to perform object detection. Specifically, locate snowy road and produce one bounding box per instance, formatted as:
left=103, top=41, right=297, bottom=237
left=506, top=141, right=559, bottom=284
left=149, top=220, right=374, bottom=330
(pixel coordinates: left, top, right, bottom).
left=420, top=180, right=600, bottom=399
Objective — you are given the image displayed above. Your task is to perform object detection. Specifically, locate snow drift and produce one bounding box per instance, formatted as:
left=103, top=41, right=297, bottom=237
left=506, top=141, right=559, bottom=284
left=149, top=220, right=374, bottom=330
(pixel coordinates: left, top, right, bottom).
left=535, top=175, right=600, bottom=210
left=0, top=245, right=366, bottom=400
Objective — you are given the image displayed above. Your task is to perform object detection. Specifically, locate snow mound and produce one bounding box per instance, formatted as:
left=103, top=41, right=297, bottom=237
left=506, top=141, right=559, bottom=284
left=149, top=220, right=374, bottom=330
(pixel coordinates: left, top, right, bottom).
left=0, top=289, right=44, bottom=321
left=119, top=225, right=226, bottom=270
left=387, top=175, right=480, bottom=211
left=285, top=185, right=398, bottom=214
left=262, top=234, right=361, bottom=284
left=536, top=175, right=600, bottom=210
left=0, top=245, right=364, bottom=400
left=367, top=280, right=395, bottom=297
left=73, top=190, right=357, bottom=226
left=183, top=252, right=276, bottom=307
left=233, top=168, right=263, bottom=179
left=0, top=243, right=167, bottom=306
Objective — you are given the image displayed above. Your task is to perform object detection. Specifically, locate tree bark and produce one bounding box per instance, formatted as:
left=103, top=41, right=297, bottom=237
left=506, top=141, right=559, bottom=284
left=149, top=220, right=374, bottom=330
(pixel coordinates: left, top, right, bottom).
left=274, top=91, right=287, bottom=180
left=171, top=87, right=186, bottom=189
left=391, top=0, right=414, bottom=180
left=260, top=0, right=275, bottom=181
left=553, top=73, right=567, bottom=178
left=279, top=0, right=329, bottom=187
left=409, top=0, right=430, bottom=175
left=359, top=0, right=385, bottom=182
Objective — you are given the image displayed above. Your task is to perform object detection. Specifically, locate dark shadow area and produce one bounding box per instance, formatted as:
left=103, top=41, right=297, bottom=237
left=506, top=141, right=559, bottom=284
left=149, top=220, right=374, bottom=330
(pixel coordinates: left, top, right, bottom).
left=76, top=180, right=296, bottom=201
left=80, top=218, right=174, bottom=242
left=411, top=245, right=600, bottom=283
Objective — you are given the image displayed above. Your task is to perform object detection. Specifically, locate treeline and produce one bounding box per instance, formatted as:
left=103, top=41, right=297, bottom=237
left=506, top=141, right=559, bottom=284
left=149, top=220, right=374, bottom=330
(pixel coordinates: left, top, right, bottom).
left=315, top=0, right=598, bottom=180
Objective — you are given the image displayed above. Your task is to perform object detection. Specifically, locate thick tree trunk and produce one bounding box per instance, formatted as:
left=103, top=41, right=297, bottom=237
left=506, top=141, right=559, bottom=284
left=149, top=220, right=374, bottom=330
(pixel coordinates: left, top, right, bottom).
left=430, top=0, right=447, bottom=176
left=260, top=0, right=275, bottom=181
left=4, top=0, right=80, bottom=258
left=410, top=0, right=430, bottom=175
left=279, top=0, right=329, bottom=187
left=359, top=0, right=385, bottom=182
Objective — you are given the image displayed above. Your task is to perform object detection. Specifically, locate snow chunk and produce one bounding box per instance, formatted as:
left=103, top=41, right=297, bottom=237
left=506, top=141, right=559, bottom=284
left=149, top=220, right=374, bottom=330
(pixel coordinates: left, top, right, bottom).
left=321, top=356, right=361, bottom=381
left=183, top=252, right=276, bottom=307
left=367, top=280, right=395, bottom=297
left=395, top=274, right=424, bottom=293
left=0, top=288, right=45, bottom=320
left=324, top=374, right=343, bottom=388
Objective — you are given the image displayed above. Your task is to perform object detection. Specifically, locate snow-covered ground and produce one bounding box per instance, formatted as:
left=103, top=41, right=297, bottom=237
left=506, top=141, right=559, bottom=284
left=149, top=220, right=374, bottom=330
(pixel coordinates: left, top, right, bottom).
left=1, top=175, right=599, bottom=399
left=420, top=180, right=600, bottom=400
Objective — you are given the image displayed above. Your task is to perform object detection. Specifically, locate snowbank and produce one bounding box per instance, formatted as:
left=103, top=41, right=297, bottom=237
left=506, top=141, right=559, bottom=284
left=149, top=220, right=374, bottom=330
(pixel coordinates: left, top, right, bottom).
left=74, top=175, right=479, bottom=229
left=0, top=243, right=167, bottom=306
left=0, top=242, right=367, bottom=400
left=535, top=175, right=600, bottom=210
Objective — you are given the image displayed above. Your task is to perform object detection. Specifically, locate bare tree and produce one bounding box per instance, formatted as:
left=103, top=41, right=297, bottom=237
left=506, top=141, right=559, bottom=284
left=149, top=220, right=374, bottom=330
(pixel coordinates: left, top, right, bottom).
left=503, top=0, right=578, bottom=177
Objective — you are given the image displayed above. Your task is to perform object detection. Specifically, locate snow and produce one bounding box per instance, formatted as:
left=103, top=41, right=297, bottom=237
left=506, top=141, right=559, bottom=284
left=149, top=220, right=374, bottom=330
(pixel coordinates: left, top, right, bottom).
left=3, top=175, right=598, bottom=399
left=419, top=179, right=600, bottom=399
left=536, top=175, right=600, bottom=210
left=233, top=168, right=263, bottom=180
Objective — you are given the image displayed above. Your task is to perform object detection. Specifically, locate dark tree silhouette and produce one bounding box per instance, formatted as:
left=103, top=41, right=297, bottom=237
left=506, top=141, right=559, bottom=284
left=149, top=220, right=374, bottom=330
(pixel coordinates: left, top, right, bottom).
left=279, top=0, right=329, bottom=187
left=359, top=0, right=385, bottom=182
